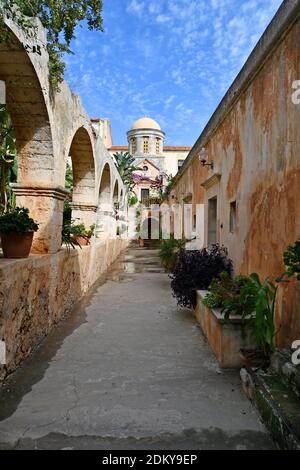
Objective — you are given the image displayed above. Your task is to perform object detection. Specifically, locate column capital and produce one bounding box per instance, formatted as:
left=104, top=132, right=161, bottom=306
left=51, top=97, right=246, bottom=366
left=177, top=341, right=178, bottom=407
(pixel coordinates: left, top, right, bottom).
left=11, top=183, right=70, bottom=201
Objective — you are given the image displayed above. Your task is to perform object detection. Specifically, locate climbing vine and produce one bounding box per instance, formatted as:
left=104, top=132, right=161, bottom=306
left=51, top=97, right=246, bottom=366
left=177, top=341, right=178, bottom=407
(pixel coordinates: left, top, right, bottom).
left=0, top=0, right=104, bottom=90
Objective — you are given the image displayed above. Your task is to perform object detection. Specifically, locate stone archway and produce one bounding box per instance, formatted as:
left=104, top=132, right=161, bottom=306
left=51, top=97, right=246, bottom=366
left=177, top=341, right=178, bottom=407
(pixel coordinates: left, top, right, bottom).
left=141, top=216, right=160, bottom=240
left=97, top=163, right=112, bottom=236
left=67, top=127, right=96, bottom=227
left=113, top=180, right=119, bottom=207
left=0, top=28, right=64, bottom=254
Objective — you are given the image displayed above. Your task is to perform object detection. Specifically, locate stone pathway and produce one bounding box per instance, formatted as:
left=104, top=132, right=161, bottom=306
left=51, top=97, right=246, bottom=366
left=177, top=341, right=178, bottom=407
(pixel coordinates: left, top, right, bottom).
left=0, top=248, right=275, bottom=449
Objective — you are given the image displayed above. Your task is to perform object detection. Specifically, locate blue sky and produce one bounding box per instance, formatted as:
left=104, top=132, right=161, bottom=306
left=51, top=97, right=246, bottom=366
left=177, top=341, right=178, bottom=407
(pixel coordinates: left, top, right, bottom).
left=65, top=0, right=283, bottom=146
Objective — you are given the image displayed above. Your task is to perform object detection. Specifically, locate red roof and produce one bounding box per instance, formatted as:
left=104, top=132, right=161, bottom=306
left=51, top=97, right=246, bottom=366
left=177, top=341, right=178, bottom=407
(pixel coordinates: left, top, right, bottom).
left=109, top=146, right=128, bottom=150
left=109, top=145, right=191, bottom=151
left=163, top=146, right=192, bottom=151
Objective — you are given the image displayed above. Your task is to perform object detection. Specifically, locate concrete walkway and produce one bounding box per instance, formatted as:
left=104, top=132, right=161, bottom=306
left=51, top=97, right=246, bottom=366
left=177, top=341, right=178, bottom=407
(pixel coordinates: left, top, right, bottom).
left=0, top=248, right=274, bottom=449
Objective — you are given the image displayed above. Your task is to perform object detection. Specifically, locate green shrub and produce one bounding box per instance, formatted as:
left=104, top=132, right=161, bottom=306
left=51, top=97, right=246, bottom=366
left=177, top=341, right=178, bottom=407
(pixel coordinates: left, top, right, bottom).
left=170, top=245, right=233, bottom=309
left=0, top=207, right=38, bottom=233
left=283, top=239, right=300, bottom=281
left=203, top=272, right=251, bottom=311
left=128, top=193, right=138, bottom=206
left=159, top=235, right=186, bottom=272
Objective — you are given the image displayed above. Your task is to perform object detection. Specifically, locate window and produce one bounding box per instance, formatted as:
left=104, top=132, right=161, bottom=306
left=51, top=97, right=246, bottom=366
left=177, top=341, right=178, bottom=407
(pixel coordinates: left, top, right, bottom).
left=156, top=138, right=160, bottom=154
left=178, top=159, right=185, bottom=170
left=131, top=137, right=137, bottom=154
left=143, top=137, right=149, bottom=154
left=141, top=188, right=150, bottom=205
left=230, top=201, right=237, bottom=233
left=208, top=197, right=217, bottom=245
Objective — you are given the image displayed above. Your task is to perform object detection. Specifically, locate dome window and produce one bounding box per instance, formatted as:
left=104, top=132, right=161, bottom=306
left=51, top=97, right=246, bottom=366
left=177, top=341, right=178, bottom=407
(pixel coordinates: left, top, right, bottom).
left=143, top=137, right=149, bottom=154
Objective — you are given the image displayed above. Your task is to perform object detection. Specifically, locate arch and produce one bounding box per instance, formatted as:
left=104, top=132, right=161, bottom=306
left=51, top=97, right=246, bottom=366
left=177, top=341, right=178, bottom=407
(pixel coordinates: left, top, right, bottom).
left=141, top=217, right=160, bottom=240
left=98, top=163, right=112, bottom=210
left=0, top=25, right=64, bottom=253
left=0, top=28, right=54, bottom=184
left=113, top=179, right=119, bottom=206
left=67, top=127, right=96, bottom=204
left=96, top=163, right=112, bottom=236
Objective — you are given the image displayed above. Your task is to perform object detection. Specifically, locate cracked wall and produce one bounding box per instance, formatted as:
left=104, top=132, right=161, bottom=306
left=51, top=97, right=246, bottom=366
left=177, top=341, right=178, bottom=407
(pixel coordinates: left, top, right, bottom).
left=169, top=0, right=300, bottom=347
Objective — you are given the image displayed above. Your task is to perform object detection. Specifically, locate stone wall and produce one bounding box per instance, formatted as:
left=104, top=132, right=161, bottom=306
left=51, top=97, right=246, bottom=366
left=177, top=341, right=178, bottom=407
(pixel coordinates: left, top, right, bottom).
left=168, top=0, right=300, bottom=347
left=0, top=238, right=128, bottom=381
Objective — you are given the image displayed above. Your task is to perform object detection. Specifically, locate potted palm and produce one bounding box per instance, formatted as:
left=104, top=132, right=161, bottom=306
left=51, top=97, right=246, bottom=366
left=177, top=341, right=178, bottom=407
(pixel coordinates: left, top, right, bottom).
left=0, top=207, right=38, bottom=258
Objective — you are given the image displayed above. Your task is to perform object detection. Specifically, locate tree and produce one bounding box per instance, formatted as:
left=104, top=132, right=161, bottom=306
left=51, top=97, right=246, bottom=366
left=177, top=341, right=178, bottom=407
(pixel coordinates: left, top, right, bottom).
left=0, top=104, right=16, bottom=212
left=113, top=151, right=141, bottom=192
left=0, top=1, right=104, bottom=89
left=65, top=162, right=73, bottom=192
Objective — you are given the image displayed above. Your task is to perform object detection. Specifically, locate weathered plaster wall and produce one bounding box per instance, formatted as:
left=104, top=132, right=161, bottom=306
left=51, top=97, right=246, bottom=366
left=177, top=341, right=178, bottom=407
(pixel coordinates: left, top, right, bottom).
left=169, top=0, right=300, bottom=347
left=0, top=238, right=128, bottom=381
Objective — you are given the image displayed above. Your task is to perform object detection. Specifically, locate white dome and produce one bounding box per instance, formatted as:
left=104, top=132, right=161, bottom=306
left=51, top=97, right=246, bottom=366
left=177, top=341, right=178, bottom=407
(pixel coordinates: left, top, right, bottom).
left=131, top=116, right=161, bottom=131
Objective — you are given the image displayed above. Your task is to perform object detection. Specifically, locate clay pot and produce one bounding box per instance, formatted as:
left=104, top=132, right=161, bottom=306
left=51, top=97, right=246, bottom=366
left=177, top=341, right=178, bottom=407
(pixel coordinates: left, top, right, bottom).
left=240, top=349, right=270, bottom=369
left=75, top=236, right=90, bottom=246
left=138, top=238, right=144, bottom=248
left=1, top=232, right=34, bottom=259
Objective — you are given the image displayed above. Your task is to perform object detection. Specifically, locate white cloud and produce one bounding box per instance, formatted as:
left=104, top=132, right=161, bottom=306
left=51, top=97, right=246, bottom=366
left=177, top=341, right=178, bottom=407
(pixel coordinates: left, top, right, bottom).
left=156, top=14, right=171, bottom=24
left=126, top=0, right=144, bottom=16
left=65, top=0, right=284, bottom=144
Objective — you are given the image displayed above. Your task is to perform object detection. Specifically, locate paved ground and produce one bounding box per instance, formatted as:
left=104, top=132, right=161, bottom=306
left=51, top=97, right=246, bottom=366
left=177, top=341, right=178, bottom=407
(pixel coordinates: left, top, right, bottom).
left=0, top=248, right=275, bottom=449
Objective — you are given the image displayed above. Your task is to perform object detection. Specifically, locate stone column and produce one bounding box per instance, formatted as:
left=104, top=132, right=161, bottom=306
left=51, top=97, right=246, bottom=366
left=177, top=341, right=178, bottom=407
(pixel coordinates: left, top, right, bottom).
left=12, top=183, right=69, bottom=254
left=136, top=136, right=143, bottom=155
left=71, top=203, right=98, bottom=228
left=149, top=135, right=156, bottom=154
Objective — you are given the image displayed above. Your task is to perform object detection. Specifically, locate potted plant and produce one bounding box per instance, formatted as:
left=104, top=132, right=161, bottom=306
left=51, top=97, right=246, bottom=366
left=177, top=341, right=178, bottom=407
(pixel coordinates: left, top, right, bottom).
left=0, top=207, right=38, bottom=258
left=138, top=236, right=144, bottom=248
left=74, top=224, right=95, bottom=246
left=159, top=235, right=186, bottom=272
left=62, top=221, right=95, bottom=249
left=222, top=273, right=278, bottom=368
left=203, top=271, right=253, bottom=312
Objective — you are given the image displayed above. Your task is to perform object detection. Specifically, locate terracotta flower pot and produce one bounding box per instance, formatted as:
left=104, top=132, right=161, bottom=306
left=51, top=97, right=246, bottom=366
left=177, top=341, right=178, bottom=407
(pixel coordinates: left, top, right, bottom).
left=75, top=236, right=90, bottom=246
left=138, top=238, right=144, bottom=248
left=1, top=232, right=34, bottom=259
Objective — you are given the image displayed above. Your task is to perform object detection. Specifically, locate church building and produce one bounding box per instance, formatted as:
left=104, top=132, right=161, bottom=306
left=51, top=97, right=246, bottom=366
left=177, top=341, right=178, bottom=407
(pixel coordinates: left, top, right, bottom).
left=107, top=117, right=191, bottom=203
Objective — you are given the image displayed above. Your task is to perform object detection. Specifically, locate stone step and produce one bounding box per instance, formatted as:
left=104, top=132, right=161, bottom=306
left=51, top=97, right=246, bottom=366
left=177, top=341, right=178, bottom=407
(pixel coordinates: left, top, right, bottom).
left=241, top=367, right=300, bottom=450
left=270, top=349, right=300, bottom=399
